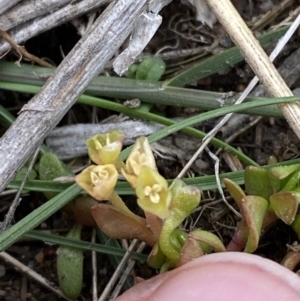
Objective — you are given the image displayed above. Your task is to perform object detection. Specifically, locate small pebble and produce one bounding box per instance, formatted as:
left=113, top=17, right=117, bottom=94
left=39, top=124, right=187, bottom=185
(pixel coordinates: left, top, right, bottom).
left=35, top=251, right=44, bottom=264
left=0, top=289, right=7, bottom=297
left=40, top=222, right=47, bottom=229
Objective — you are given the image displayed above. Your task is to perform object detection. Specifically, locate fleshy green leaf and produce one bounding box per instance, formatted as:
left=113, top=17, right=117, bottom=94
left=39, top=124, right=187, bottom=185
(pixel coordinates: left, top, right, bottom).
left=223, top=178, right=246, bottom=208
left=57, top=224, right=83, bottom=300
left=242, top=196, right=268, bottom=253
left=188, top=229, right=226, bottom=252
left=147, top=243, right=166, bottom=269
left=178, top=237, right=204, bottom=266
left=159, top=182, right=201, bottom=263
left=39, top=152, right=73, bottom=199
left=281, top=171, right=300, bottom=192
left=267, top=165, right=300, bottom=193
left=244, top=166, right=273, bottom=200
left=291, top=214, right=300, bottom=239
left=270, top=192, right=300, bottom=225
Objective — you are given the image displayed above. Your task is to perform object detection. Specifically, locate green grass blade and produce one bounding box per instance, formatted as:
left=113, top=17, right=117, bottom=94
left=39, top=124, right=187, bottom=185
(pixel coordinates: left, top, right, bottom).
left=0, top=81, right=257, bottom=165
left=119, top=96, right=300, bottom=160
left=0, top=63, right=283, bottom=117
left=0, top=104, right=15, bottom=126
left=25, top=230, right=147, bottom=262
left=7, top=158, right=300, bottom=195
left=0, top=184, right=82, bottom=251
left=166, top=26, right=288, bottom=87
left=8, top=179, right=72, bottom=193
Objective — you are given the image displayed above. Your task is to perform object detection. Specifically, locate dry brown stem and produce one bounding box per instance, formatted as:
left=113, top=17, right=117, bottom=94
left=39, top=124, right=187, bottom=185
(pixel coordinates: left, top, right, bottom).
left=0, top=28, right=54, bottom=67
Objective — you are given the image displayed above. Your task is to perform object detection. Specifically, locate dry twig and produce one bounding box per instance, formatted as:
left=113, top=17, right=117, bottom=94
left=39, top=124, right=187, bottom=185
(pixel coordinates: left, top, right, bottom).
left=0, top=28, right=54, bottom=67
left=205, top=0, right=300, bottom=139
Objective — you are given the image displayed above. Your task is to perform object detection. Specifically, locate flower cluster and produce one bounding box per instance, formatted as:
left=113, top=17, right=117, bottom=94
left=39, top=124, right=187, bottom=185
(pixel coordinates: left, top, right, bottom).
left=76, top=131, right=172, bottom=218
left=76, top=131, right=124, bottom=201
left=75, top=130, right=222, bottom=269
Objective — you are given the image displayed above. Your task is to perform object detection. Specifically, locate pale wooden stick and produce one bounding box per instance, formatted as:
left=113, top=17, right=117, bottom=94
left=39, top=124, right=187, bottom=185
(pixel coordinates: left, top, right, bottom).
left=0, top=0, right=148, bottom=192
left=205, top=0, right=300, bottom=140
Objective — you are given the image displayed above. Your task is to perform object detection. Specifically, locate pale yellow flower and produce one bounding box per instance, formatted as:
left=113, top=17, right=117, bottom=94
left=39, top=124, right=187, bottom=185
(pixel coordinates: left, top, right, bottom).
left=122, top=136, right=156, bottom=188
left=136, top=166, right=171, bottom=219
left=86, top=130, right=124, bottom=165
left=75, top=164, right=118, bottom=201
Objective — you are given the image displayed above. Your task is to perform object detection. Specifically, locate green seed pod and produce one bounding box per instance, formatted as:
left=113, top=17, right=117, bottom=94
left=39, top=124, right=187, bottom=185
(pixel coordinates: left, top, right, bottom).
left=57, top=224, right=83, bottom=300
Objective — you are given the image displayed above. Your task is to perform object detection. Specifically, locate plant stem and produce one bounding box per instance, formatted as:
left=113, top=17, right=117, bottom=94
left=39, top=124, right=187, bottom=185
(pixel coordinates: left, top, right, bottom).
left=109, top=191, right=144, bottom=224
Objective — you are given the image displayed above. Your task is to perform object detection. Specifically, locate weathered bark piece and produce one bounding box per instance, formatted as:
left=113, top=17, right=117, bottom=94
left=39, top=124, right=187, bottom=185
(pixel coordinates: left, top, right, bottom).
left=0, top=0, right=111, bottom=56
left=148, top=0, right=172, bottom=13
left=0, top=0, right=148, bottom=192
left=0, top=0, right=74, bottom=31
left=113, top=12, right=162, bottom=75
left=181, top=0, right=216, bottom=27
left=0, top=0, right=21, bottom=15
left=206, top=0, right=300, bottom=140
left=46, top=121, right=164, bottom=159
left=113, top=0, right=172, bottom=75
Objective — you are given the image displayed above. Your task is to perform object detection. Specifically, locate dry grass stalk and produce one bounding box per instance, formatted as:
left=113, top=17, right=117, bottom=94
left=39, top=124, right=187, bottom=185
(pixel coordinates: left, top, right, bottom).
left=206, top=0, right=300, bottom=140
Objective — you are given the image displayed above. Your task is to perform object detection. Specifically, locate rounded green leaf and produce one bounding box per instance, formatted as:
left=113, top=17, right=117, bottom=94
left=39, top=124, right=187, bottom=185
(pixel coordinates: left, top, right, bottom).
left=57, top=224, right=83, bottom=300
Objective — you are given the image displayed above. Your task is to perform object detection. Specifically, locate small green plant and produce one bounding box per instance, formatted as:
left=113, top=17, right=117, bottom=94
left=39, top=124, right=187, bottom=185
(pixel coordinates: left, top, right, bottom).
left=75, top=130, right=224, bottom=272
left=224, top=164, right=300, bottom=252
left=124, top=56, right=166, bottom=81
left=41, top=128, right=300, bottom=298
